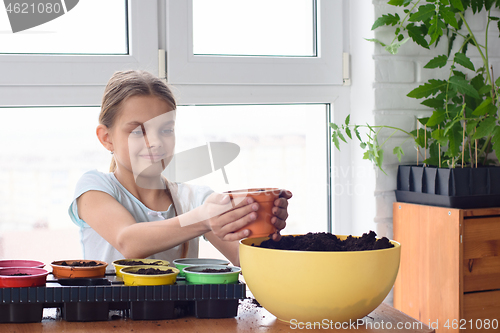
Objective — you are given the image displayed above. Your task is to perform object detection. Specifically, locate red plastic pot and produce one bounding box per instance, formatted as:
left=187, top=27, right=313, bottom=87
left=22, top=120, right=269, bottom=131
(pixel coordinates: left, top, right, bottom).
left=225, top=188, right=282, bottom=238
left=0, top=259, right=45, bottom=268
left=0, top=267, right=49, bottom=288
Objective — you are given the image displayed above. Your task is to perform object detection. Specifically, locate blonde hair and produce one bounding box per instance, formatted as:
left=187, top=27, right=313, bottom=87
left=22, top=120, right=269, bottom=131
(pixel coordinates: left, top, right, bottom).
left=99, top=70, right=176, bottom=173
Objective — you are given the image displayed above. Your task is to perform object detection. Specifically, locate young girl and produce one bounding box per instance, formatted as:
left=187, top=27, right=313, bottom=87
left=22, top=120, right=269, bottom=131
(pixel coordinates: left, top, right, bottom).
left=68, top=70, right=291, bottom=267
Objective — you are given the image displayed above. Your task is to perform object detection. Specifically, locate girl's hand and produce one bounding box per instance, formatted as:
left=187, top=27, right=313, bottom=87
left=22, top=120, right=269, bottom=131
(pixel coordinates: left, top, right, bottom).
left=202, top=193, right=259, bottom=242
left=270, top=189, right=292, bottom=241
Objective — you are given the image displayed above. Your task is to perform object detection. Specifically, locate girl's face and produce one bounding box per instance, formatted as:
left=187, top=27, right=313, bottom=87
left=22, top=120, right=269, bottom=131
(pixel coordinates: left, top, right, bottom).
left=110, top=95, right=176, bottom=183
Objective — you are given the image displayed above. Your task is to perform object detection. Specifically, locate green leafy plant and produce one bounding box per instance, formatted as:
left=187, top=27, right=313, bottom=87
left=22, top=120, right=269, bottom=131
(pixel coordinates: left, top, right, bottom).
left=331, top=0, right=500, bottom=171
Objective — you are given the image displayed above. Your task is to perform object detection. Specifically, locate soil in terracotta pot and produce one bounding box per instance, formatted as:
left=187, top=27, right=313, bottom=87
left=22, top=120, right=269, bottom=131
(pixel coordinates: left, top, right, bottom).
left=256, top=231, right=394, bottom=251
left=134, top=268, right=174, bottom=275
left=199, top=267, right=232, bottom=273
left=117, top=260, right=164, bottom=266
left=60, top=261, right=103, bottom=267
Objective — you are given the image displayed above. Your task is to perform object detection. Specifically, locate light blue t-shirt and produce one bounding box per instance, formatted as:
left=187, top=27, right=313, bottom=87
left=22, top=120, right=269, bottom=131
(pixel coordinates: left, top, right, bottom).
left=68, top=170, right=213, bottom=268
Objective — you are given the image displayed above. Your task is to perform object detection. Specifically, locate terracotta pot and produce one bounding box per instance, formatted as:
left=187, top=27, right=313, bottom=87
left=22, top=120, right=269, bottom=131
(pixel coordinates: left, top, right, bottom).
left=50, top=260, right=108, bottom=279
left=0, top=267, right=49, bottom=288
left=225, top=188, right=282, bottom=238
left=0, top=260, right=45, bottom=268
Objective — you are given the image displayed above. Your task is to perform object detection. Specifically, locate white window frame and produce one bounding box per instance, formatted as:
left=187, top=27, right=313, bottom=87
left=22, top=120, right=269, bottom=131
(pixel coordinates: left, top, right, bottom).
left=0, top=0, right=159, bottom=107
left=164, top=0, right=351, bottom=234
left=166, top=0, right=343, bottom=85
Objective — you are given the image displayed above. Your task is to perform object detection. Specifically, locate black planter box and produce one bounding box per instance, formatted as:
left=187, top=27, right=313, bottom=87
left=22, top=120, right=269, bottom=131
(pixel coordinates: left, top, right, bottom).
left=396, top=165, right=500, bottom=209
left=0, top=277, right=246, bottom=323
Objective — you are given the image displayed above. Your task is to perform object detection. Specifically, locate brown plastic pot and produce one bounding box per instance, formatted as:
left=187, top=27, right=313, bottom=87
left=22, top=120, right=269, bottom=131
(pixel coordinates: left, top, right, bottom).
left=225, top=188, right=282, bottom=238
left=50, top=260, right=108, bottom=279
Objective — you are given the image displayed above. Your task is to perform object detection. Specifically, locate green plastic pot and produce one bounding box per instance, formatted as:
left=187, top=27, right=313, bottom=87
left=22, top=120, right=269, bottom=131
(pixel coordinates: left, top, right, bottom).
left=183, top=265, right=241, bottom=284
left=173, top=258, right=230, bottom=277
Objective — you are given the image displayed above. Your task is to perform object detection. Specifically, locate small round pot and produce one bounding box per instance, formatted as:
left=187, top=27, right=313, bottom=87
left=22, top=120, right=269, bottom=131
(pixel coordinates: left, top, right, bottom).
left=225, top=188, right=282, bottom=238
left=0, top=259, right=45, bottom=268
left=172, top=258, right=230, bottom=277
left=112, top=259, right=170, bottom=278
left=120, top=265, right=180, bottom=286
left=50, top=260, right=108, bottom=279
left=183, top=265, right=241, bottom=284
left=0, top=267, right=49, bottom=288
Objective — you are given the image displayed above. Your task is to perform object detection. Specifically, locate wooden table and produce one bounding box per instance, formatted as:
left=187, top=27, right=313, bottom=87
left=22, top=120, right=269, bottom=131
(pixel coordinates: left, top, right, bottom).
left=1, top=301, right=434, bottom=332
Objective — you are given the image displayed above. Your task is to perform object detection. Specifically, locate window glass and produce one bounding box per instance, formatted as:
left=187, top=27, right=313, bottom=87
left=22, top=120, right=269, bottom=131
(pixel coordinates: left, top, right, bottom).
left=0, top=0, right=127, bottom=54
left=192, top=0, right=316, bottom=57
left=174, top=104, right=329, bottom=235
left=0, top=107, right=109, bottom=265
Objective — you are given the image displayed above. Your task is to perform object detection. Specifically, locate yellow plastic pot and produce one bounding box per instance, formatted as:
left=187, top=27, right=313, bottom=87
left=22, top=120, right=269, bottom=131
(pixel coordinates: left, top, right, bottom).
left=239, top=235, right=401, bottom=324
left=112, top=259, right=170, bottom=278
left=120, top=266, right=179, bottom=286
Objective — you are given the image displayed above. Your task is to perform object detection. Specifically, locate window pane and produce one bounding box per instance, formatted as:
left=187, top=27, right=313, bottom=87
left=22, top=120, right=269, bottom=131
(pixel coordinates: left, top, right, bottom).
left=0, top=107, right=109, bottom=265
left=0, top=0, right=127, bottom=54
left=174, top=104, right=329, bottom=235
left=193, top=0, right=316, bottom=57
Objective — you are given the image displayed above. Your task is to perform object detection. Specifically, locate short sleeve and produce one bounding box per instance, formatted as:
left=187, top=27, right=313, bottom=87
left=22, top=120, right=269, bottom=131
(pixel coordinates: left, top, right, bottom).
left=68, top=170, right=117, bottom=228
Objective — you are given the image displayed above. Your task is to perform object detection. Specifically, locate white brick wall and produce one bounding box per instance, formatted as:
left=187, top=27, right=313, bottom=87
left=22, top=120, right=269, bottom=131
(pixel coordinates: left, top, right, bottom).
left=372, top=1, right=500, bottom=242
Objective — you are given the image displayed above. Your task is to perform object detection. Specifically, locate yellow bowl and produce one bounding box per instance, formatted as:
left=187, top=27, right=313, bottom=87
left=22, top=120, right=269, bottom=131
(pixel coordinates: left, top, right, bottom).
left=120, top=265, right=179, bottom=286
left=239, top=234, right=401, bottom=324
left=112, top=259, right=170, bottom=278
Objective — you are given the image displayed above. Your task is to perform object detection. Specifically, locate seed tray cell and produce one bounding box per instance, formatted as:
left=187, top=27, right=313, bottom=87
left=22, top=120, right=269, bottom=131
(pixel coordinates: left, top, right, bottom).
left=0, top=275, right=245, bottom=323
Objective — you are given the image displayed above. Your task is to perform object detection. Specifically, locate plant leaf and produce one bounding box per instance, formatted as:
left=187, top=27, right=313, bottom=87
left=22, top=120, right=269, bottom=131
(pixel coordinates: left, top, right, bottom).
left=421, top=98, right=445, bottom=108
left=365, top=38, right=387, bottom=47
left=426, top=109, right=446, bottom=127
left=454, top=52, right=475, bottom=71
left=345, top=127, right=352, bottom=139
left=473, top=116, right=497, bottom=139
left=388, top=0, right=412, bottom=5
left=331, top=133, right=340, bottom=150
left=372, top=13, right=400, bottom=30
left=492, top=127, right=500, bottom=163
left=466, top=119, right=480, bottom=136
left=407, top=79, right=447, bottom=99
left=337, top=130, right=347, bottom=143
left=345, top=115, right=350, bottom=126
left=406, top=23, right=430, bottom=49
left=424, top=55, right=448, bottom=68
left=409, top=4, right=436, bottom=22
left=440, top=7, right=459, bottom=29
left=449, top=75, right=480, bottom=99
left=446, top=122, right=463, bottom=158
left=473, top=97, right=497, bottom=116
left=329, top=123, right=339, bottom=130
left=354, top=126, right=362, bottom=141
left=393, top=146, right=405, bottom=162
left=431, top=128, right=448, bottom=146
left=450, top=0, right=464, bottom=11
left=478, top=84, right=492, bottom=95
left=385, top=38, right=410, bottom=54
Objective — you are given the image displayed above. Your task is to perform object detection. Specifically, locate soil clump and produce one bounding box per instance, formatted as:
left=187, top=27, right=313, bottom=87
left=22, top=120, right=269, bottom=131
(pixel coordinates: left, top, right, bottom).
left=256, top=231, right=394, bottom=251
left=60, top=261, right=103, bottom=267
left=134, top=268, right=174, bottom=275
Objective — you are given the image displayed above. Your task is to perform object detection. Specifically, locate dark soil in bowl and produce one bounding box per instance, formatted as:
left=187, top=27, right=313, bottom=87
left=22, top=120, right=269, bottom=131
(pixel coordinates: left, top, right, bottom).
left=59, top=261, right=103, bottom=267
left=256, top=231, right=394, bottom=251
left=117, top=260, right=164, bottom=266
left=199, top=268, right=232, bottom=273
left=134, top=268, right=174, bottom=275
left=8, top=273, right=31, bottom=276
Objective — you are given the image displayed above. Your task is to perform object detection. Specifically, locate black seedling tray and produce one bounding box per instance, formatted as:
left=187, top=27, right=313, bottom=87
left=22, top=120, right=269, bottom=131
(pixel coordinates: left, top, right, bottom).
left=0, top=274, right=246, bottom=323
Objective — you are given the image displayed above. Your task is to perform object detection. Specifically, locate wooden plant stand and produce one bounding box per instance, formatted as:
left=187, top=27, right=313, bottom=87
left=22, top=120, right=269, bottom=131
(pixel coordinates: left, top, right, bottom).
left=393, top=202, right=500, bottom=332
